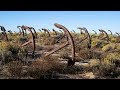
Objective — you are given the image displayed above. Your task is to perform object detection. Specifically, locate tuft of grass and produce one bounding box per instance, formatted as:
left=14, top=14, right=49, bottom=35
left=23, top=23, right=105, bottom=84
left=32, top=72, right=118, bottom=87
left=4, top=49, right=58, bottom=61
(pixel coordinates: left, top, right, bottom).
left=102, top=43, right=116, bottom=52
left=5, top=61, right=24, bottom=78
left=94, top=53, right=120, bottom=78
left=110, top=37, right=117, bottom=43
left=91, top=39, right=108, bottom=48
left=103, top=53, right=120, bottom=66
left=19, top=37, right=28, bottom=44
left=88, top=59, right=100, bottom=67
left=59, top=49, right=69, bottom=59
left=77, top=49, right=91, bottom=61
left=27, top=56, right=65, bottom=79
left=39, top=37, right=57, bottom=46
left=8, top=44, right=21, bottom=55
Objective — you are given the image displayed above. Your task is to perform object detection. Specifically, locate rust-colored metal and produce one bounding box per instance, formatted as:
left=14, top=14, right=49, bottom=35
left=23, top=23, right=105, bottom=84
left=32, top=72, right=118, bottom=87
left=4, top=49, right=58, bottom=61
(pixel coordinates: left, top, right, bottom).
left=115, top=32, right=120, bottom=36
left=108, top=30, right=113, bottom=35
left=45, top=41, right=69, bottom=57
left=0, top=26, right=9, bottom=41
left=21, top=39, right=32, bottom=47
left=42, top=23, right=75, bottom=66
left=30, top=27, right=37, bottom=39
left=77, top=27, right=91, bottom=49
left=53, top=29, right=66, bottom=43
left=39, top=29, right=42, bottom=32
left=17, top=27, right=22, bottom=36
left=55, top=35, right=66, bottom=43
left=8, top=30, right=13, bottom=36
left=82, top=27, right=91, bottom=49
left=54, top=23, right=75, bottom=66
left=17, top=26, right=25, bottom=37
left=72, top=30, right=78, bottom=37
left=99, top=29, right=110, bottom=42
left=14, top=31, right=16, bottom=33
left=92, top=30, right=97, bottom=34
left=72, top=30, right=76, bottom=33
left=24, top=29, right=27, bottom=35
left=59, top=30, right=63, bottom=34
left=42, top=28, right=51, bottom=37
left=77, top=27, right=85, bottom=35
left=98, top=29, right=104, bottom=39
left=84, top=28, right=91, bottom=49
left=75, top=36, right=88, bottom=47
left=52, top=29, right=57, bottom=35
left=21, top=25, right=36, bottom=58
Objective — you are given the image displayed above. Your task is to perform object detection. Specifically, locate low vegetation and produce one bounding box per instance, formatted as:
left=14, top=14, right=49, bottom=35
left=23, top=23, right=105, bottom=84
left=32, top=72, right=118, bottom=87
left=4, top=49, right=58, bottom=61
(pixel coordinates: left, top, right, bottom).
left=0, top=25, right=120, bottom=79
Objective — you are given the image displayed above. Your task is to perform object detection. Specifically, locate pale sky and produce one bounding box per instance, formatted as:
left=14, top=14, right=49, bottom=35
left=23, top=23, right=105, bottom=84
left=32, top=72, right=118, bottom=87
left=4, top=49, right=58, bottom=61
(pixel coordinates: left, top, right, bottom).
left=0, top=11, right=119, bottom=34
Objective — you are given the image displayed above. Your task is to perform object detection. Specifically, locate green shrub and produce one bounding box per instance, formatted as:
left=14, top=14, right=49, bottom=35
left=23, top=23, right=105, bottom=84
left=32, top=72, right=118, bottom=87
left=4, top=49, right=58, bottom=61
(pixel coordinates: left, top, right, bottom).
left=91, top=39, right=108, bottom=48
left=115, top=44, right=120, bottom=51
left=103, top=53, right=120, bottom=65
left=19, top=37, right=28, bottom=44
left=8, top=45, right=21, bottom=55
left=110, top=37, right=117, bottom=43
left=102, top=43, right=116, bottom=52
left=95, top=52, right=120, bottom=78
left=0, top=50, right=12, bottom=64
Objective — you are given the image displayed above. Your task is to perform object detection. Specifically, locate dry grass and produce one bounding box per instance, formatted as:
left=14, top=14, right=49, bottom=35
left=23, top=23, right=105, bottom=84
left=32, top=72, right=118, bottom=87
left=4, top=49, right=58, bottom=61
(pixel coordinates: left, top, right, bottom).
left=27, top=56, right=65, bottom=79
left=0, top=32, right=120, bottom=79
left=5, top=61, right=24, bottom=78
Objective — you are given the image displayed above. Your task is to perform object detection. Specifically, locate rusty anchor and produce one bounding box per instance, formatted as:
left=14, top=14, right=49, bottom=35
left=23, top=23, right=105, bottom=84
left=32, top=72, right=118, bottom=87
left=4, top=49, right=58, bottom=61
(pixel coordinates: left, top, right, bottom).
left=77, top=27, right=91, bottom=49
left=52, top=29, right=58, bottom=36
left=21, top=24, right=75, bottom=66
left=0, top=26, right=9, bottom=41
left=92, top=30, right=97, bottom=34
left=42, top=28, right=51, bottom=37
left=21, top=25, right=36, bottom=58
left=17, top=26, right=25, bottom=37
left=99, top=29, right=110, bottom=42
left=108, top=30, right=113, bottom=35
